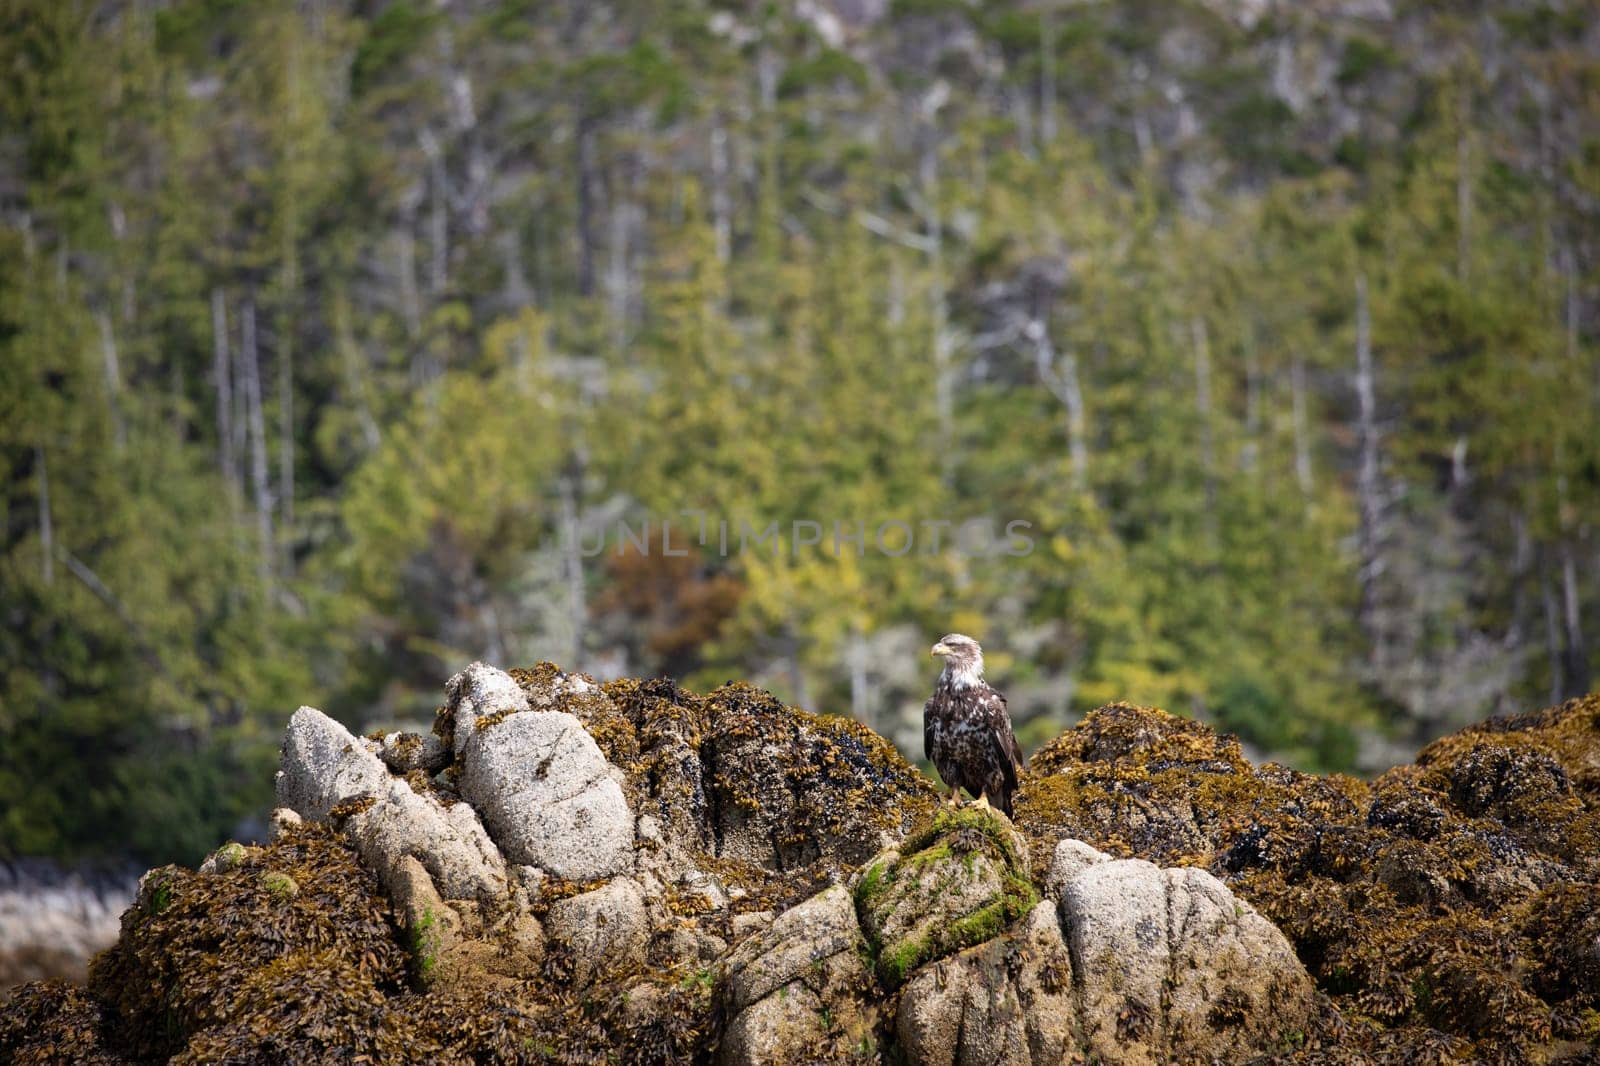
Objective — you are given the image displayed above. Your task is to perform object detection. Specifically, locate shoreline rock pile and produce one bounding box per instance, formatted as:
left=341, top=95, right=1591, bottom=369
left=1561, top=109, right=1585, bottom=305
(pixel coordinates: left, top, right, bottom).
left=3, top=663, right=1596, bottom=1064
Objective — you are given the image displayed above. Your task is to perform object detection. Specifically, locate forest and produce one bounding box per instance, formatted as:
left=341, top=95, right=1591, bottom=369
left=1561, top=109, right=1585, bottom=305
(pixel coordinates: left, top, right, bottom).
left=1, top=0, right=1596, bottom=867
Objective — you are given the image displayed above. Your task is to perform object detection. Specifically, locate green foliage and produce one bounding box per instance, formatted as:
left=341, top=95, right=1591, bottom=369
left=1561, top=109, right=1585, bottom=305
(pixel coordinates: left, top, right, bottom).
left=1, top=0, right=1597, bottom=869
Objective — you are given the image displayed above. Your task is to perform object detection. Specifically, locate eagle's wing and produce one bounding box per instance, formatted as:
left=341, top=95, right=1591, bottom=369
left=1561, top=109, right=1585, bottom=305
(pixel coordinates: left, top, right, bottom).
left=980, top=685, right=1024, bottom=816
left=994, top=688, right=1024, bottom=770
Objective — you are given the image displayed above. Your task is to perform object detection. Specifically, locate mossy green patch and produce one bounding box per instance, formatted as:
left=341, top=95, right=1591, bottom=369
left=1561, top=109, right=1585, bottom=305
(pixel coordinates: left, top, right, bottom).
left=259, top=871, right=299, bottom=900
left=858, top=806, right=1037, bottom=988
left=406, top=905, right=441, bottom=985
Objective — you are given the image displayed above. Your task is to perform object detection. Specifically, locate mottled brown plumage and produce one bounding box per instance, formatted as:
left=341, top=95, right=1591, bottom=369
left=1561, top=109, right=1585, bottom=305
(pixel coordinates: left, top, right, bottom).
left=924, top=634, right=1025, bottom=817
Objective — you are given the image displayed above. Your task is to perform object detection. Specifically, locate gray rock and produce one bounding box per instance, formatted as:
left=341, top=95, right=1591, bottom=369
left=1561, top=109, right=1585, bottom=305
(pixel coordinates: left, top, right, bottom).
left=275, top=706, right=390, bottom=820
left=730, top=910, right=775, bottom=942
left=1043, top=838, right=1111, bottom=899
left=724, top=885, right=863, bottom=1013
left=719, top=885, right=876, bottom=1066
left=895, top=901, right=1080, bottom=1066
left=1062, top=858, right=1315, bottom=1064
left=545, top=877, right=649, bottom=987
left=345, top=777, right=507, bottom=901
left=378, top=731, right=449, bottom=774
left=442, top=662, right=529, bottom=756
left=1161, top=865, right=1315, bottom=1061
left=1061, top=859, right=1172, bottom=1063
left=719, top=951, right=871, bottom=1066
left=458, top=709, right=633, bottom=881
left=856, top=814, right=1033, bottom=989
left=388, top=855, right=462, bottom=989
left=662, top=924, right=728, bottom=966
left=198, top=842, right=261, bottom=876
left=273, top=706, right=507, bottom=903
left=268, top=807, right=302, bottom=840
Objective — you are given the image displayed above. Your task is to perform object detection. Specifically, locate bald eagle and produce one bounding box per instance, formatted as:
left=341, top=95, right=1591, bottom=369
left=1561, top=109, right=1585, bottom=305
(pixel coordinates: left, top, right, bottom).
left=924, top=634, right=1025, bottom=818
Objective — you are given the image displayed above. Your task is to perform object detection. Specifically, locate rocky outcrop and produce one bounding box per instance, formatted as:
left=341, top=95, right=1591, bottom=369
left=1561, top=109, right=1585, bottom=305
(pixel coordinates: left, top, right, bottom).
left=1019, top=697, right=1600, bottom=1061
left=894, top=901, right=1077, bottom=1066
left=458, top=706, right=633, bottom=882
left=1062, top=858, right=1314, bottom=1064
left=721, top=885, right=877, bottom=1066
left=6, top=667, right=1598, bottom=1065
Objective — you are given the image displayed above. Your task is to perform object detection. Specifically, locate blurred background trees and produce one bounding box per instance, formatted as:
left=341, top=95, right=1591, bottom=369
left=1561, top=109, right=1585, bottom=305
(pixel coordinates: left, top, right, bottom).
left=2, top=0, right=1596, bottom=865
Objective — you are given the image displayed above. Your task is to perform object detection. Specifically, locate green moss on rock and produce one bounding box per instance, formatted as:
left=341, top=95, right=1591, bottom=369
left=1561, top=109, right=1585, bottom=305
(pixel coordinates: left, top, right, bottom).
left=856, top=807, right=1037, bottom=989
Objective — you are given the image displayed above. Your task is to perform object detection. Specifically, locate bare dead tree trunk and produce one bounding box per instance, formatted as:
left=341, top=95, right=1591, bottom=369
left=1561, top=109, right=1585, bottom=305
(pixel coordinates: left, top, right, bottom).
left=606, top=198, right=633, bottom=353
left=1541, top=551, right=1563, bottom=705
left=755, top=41, right=781, bottom=262
left=1554, top=452, right=1590, bottom=697
left=211, top=288, right=236, bottom=493
left=450, top=72, right=491, bottom=238
left=1450, top=436, right=1469, bottom=493
left=1292, top=354, right=1313, bottom=498
left=420, top=128, right=449, bottom=299
left=397, top=199, right=422, bottom=339
left=1506, top=510, right=1533, bottom=649
left=1191, top=317, right=1216, bottom=513
left=848, top=624, right=870, bottom=726
left=1567, top=248, right=1582, bottom=364
left=710, top=121, right=732, bottom=265
left=576, top=120, right=599, bottom=298
left=919, top=138, right=955, bottom=480
left=1355, top=274, right=1382, bottom=650
left=786, top=622, right=810, bottom=711
left=502, top=230, right=530, bottom=309
left=1031, top=319, right=1088, bottom=493
left=1241, top=327, right=1260, bottom=475
left=96, top=309, right=125, bottom=450
left=240, top=295, right=275, bottom=585
left=559, top=458, right=588, bottom=671
left=334, top=292, right=382, bottom=452
left=1559, top=539, right=1588, bottom=697
left=37, top=445, right=53, bottom=587
left=1038, top=11, right=1057, bottom=149
left=1456, top=124, right=1472, bottom=281
left=500, top=231, right=533, bottom=376
left=279, top=260, right=297, bottom=547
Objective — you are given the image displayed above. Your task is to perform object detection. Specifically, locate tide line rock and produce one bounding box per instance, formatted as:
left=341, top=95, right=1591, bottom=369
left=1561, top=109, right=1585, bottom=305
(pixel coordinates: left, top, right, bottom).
left=720, top=885, right=877, bottom=1066
left=442, top=661, right=531, bottom=755
left=895, top=900, right=1080, bottom=1066
left=855, top=808, right=1037, bottom=989
left=455, top=670, right=634, bottom=882
left=275, top=707, right=507, bottom=904
left=276, top=705, right=390, bottom=820
left=1063, top=857, right=1315, bottom=1065
left=545, top=877, right=649, bottom=987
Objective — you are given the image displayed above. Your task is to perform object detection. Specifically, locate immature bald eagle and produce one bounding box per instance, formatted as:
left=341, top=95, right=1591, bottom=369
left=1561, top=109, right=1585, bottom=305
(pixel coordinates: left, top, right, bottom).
left=924, top=634, right=1025, bottom=817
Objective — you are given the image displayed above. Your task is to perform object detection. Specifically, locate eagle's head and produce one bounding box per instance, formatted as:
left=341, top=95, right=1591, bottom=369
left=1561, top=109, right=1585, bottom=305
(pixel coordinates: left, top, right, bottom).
left=931, top=633, right=984, bottom=686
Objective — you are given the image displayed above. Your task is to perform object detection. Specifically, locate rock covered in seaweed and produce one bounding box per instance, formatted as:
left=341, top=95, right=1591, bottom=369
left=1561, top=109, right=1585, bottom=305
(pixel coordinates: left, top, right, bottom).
left=1018, top=695, right=1600, bottom=1062
left=5, top=666, right=1598, bottom=1066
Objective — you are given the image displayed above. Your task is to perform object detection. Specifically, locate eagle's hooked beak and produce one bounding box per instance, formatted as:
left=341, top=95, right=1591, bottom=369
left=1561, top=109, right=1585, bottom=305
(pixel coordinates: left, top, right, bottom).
left=931, top=642, right=951, bottom=658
